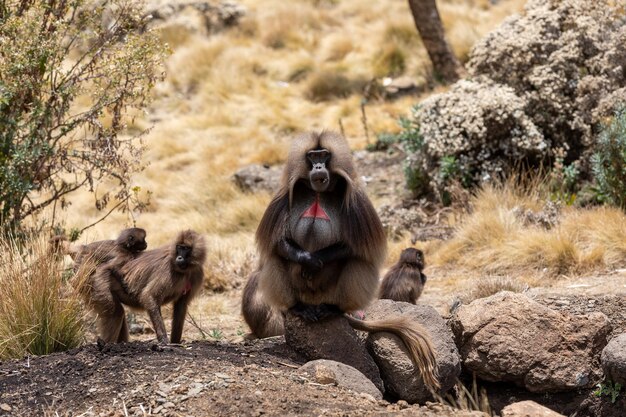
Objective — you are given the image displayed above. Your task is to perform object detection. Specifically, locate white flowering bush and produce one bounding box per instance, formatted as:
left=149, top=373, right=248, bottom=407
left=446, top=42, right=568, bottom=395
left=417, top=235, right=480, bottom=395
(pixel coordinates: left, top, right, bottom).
left=402, top=0, right=626, bottom=199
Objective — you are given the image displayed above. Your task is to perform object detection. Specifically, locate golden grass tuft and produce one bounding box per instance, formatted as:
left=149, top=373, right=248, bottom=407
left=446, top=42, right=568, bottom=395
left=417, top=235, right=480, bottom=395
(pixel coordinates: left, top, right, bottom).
left=384, top=21, right=422, bottom=47
left=321, top=34, right=354, bottom=62
left=460, top=275, right=529, bottom=304
left=305, top=69, right=366, bottom=102
left=168, top=36, right=228, bottom=94
left=203, top=233, right=257, bottom=292
left=257, top=6, right=321, bottom=50
left=373, top=44, right=407, bottom=77
left=0, top=235, right=85, bottom=359
left=430, top=181, right=626, bottom=276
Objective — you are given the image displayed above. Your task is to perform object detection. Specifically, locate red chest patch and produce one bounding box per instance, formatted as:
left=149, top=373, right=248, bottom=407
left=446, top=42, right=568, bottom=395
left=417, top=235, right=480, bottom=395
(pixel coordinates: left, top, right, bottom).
left=182, top=280, right=192, bottom=295
left=301, top=194, right=330, bottom=220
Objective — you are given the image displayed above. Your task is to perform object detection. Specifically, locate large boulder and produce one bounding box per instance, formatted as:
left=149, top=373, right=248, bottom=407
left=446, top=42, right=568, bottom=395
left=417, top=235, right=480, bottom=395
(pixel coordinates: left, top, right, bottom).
left=364, top=300, right=461, bottom=404
left=284, top=313, right=384, bottom=393
left=299, top=359, right=382, bottom=400
left=451, top=292, right=612, bottom=392
left=601, top=333, right=626, bottom=385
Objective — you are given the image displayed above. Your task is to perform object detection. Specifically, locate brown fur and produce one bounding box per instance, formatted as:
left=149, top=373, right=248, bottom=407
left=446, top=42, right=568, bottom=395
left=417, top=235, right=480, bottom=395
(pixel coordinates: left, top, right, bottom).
left=73, top=228, right=147, bottom=302
left=250, top=131, right=439, bottom=391
left=379, top=248, right=426, bottom=304
left=256, top=131, right=387, bottom=311
left=73, top=228, right=147, bottom=268
left=87, top=230, right=206, bottom=344
left=241, top=271, right=285, bottom=338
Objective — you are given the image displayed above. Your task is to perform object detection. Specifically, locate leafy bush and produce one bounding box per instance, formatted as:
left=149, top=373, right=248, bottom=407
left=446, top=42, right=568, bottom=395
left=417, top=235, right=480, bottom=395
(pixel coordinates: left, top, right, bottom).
left=592, top=109, right=626, bottom=209
left=400, top=0, right=626, bottom=200
left=0, top=235, right=84, bottom=359
left=0, top=0, right=166, bottom=233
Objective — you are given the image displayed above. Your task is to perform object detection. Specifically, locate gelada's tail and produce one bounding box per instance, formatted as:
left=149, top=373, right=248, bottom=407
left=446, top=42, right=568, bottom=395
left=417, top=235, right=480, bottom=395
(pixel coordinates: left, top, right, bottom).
left=344, top=314, right=440, bottom=391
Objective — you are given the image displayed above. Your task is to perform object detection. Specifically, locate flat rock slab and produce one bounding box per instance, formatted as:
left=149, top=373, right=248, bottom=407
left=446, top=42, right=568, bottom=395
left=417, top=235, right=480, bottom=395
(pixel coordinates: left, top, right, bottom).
left=532, top=293, right=626, bottom=337
left=451, top=292, right=612, bottom=392
left=365, top=300, right=461, bottom=404
left=284, top=312, right=384, bottom=393
left=601, top=333, right=626, bottom=385
left=501, top=401, right=565, bottom=417
left=232, top=164, right=282, bottom=194
left=299, top=359, right=383, bottom=400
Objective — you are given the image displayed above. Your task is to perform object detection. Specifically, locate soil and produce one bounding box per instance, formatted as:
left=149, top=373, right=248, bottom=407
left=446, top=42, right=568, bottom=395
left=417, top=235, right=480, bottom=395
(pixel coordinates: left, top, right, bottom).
left=0, top=339, right=481, bottom=417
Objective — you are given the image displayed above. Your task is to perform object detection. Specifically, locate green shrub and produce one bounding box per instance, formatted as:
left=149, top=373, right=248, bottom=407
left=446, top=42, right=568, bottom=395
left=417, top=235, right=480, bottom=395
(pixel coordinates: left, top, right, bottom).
left=592, top=108, right=626, bottom=209
left=0, top=0, right=166, bottom=233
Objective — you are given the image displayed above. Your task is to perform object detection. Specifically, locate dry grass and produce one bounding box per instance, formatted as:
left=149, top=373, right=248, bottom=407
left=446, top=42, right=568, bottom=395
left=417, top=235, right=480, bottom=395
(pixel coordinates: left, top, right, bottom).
left=56, top=0, right=527, bottom=292
left=459, top=275, right=529, bottom=304
left=429, top=181, right=626, bottom=277
left=0, top=236, right=85, bottom=359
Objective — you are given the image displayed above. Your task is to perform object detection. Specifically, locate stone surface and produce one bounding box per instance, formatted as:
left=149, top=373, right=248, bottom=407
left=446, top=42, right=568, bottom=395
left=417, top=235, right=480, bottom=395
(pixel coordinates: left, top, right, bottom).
left=299, top=359, right=383, bottom=399
left=532, top=293, right=626, bottom=338
left=451, top=292, right=612, bottom=392
left=144, top=1, right=245, bottom=34
left=232, top=164, right=282, bottom=194
left=364, top=300, right=461, bottom=404
left=601, top=333, right=626, bottom=385
left=501, top=401, right=564, bottom=417
left=382, top=76, right=418, bottom=98
left=284, top=313, right=384, bottom=393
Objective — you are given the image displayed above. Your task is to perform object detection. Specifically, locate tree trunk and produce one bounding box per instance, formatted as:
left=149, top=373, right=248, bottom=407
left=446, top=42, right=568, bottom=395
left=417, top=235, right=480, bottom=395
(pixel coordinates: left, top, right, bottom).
left=408, top=0, right=464, bottom=83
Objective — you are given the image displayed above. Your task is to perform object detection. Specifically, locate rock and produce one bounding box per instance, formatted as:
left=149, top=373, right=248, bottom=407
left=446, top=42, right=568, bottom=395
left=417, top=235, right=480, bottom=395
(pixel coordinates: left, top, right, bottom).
left=364, top=300, right=461, bottom=404
left=501, top=401, right=564, bottom=417
left=601, top=333, right=626, bottom=385
left=382, top=76, right=418, bottom=98
left=144, top=1, right=245, bottom=35
left=232, top=164, right=282, bottom=194
left=377, top=204, right=423, bottom=239
left=284, top=312, right=384, bottom=393
left=0, top=404, right=12, bottom=412
left=512, top=201, right=561, bottom=229
left=299, top=359, right=383, bottom=400
left=531, top=293, right=626, bottom=336
left=451, top=292, right=612, bottom=392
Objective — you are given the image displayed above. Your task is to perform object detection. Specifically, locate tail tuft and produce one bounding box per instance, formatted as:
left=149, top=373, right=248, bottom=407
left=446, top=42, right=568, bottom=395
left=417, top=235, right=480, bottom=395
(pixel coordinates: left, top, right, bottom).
left=345, top=314, right=440, bottom=391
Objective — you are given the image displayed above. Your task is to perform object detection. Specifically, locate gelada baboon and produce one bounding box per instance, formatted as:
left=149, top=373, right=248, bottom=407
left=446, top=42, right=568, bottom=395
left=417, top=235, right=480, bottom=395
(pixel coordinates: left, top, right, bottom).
left=379, top=247, right=427, bottom=304
left=73, top=228, right=148, bottom=302
left=88, top=230, right=206, bottom=344
left=250, top=131, right=439, bottom=390
left=241, top=271, right=284, bottom=338
left=73, top=227, right=147, bottom=266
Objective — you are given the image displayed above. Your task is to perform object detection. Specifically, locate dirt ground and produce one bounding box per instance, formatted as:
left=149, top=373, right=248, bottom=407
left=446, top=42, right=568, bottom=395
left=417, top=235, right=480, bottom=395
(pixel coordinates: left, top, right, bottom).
left=0, top=338, right=490, bottom=417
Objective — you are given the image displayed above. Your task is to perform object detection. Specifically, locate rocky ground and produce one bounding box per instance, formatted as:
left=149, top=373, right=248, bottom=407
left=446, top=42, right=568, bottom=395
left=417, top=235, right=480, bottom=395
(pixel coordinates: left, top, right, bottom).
left=2, top=147, right=626, bottom=416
